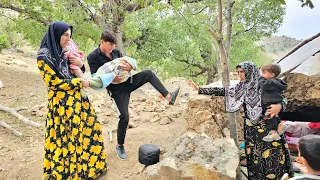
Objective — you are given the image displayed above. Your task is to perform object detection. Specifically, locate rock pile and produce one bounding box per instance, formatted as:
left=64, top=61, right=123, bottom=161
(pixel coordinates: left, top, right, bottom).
left=186, top=93, right=244, bottom=141
left=147, top=132, right=239, bottom=180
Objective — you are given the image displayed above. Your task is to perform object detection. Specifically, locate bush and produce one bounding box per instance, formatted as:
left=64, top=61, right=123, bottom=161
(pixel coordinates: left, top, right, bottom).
left=0, top=34, right=10, bottom=52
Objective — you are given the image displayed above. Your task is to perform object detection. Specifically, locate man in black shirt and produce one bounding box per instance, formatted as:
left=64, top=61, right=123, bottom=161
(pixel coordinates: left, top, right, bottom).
left=88, top=31, right=181, bottom=160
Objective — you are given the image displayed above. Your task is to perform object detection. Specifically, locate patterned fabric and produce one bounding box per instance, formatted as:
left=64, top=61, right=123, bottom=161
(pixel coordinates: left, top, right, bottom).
left=244, top=118, right=294, bottom=180
left=225, top=61, right=262, bottom=124
left=199, top=86, right=225, bottom=96
left=197, top=61, right=293, bottom=179
left=38, top=59, right=107, bottom=180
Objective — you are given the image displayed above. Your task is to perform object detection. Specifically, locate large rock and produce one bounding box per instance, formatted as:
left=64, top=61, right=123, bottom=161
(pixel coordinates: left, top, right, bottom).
left=284, top=73, right=320, bottom=111
left=147, top=132, right=239, bottom=180
left=186, top=93, right=244, bottom=141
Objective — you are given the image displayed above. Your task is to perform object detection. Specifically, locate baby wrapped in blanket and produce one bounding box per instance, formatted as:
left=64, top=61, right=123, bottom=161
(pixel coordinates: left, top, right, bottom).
left=64, top=40, right=137, bottom=94
left=90, top=56, right=137, bottom=89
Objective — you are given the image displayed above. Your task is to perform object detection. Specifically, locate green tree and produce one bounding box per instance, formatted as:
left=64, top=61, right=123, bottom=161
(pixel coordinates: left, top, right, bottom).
left=0, top=0, right=283, bottom=83
left=265, top=0, right=314, bottom=8
left=122, top=0, right=284, bottom=82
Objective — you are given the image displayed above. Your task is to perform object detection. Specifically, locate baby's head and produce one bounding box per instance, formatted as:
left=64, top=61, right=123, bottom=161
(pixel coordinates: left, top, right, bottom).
left=297, top=135, right=320, bottom=173
left=260, top=63, right=281, bottom=79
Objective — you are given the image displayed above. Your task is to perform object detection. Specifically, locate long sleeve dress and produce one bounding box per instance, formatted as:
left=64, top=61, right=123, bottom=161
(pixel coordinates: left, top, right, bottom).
left=199, top=86, right=293, bottom=180
left=38, top=59, right=107, bottom=180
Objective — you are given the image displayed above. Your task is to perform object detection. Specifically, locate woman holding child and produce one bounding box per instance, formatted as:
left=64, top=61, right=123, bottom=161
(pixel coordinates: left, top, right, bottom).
left=37, top=21, right=107, bottom=179
left=189, top=61, right=293, bottom=180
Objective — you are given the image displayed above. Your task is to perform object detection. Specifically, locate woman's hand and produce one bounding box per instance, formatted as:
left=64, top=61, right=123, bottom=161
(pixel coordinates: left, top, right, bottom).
left=120, top=62, right=132, bottom=71
left=187, top=80, right=199, bottom=91
left=69, top=57, right=84, bottom=67
left=266, top=104, right=282, bottom=117
left=81, top=78, right=90, bottom=88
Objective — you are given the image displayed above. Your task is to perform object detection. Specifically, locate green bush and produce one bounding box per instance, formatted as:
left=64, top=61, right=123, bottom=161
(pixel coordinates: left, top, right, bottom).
left=0, top=34, right=10, bottom=52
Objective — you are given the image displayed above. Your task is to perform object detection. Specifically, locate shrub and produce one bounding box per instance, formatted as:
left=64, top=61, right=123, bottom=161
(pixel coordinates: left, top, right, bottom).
left=0, top=34, right=10, bottom=52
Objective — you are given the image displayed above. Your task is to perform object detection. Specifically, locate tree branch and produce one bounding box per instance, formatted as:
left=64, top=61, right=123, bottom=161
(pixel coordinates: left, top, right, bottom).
left=0, top=104, right=42, bottom=127
left=190, top=68, right=207, bottom=77
left=175, top=57, right=206, bottom=70
left=225, top=0, right=235, bottom=56
left=217, top=0, right=223, bottom=34
left=0, top=4, right=51, bottom=25
left=178, top=11, right=197, bottom=27
left=209, top=30, right=218, bottom=41
left=0, top=120, right=22, bottom=136
left=186, top=4, right=209, bottom=15
left=76, top=0, right=98, bottom=24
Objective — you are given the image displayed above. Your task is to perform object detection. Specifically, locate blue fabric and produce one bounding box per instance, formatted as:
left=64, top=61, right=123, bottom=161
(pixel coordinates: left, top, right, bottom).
left=123, top=56, right=137, bottom=70
left=38, top=21, right=73, bottom=78
left=90, top=73, right=115, bottom=90
left=240, top=142, right=245, bottom=149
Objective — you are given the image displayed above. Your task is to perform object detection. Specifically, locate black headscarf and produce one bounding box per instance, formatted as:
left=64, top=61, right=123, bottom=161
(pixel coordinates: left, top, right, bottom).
left=37, top=21, right=74, bottom=79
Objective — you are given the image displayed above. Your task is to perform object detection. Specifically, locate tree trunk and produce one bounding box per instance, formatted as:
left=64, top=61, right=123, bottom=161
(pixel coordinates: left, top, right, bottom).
left=210, top=0, right=238, bottom=145
left=108, top=2, right=126, bottom=54
left=115, top=29, right=125, bottom=55
left=206, top=67, right=217, bottom=84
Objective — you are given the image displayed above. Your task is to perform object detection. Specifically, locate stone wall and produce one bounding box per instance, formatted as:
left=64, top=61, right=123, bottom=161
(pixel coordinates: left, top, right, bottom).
left=186, top=93, right=244, bottom=141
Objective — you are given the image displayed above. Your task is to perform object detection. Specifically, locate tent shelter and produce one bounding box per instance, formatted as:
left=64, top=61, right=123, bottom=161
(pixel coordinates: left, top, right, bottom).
left=277, top=33, right=320, bottom=122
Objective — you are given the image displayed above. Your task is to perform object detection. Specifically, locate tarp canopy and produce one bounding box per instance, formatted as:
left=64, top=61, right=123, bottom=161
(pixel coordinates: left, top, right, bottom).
left=276, top=33, right=320, bottom=76
left=291, top=53, right=320, bottom=76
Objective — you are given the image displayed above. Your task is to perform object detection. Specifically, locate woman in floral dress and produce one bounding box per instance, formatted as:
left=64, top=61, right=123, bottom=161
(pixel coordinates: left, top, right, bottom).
left=37, top=21, right=107, bottom=180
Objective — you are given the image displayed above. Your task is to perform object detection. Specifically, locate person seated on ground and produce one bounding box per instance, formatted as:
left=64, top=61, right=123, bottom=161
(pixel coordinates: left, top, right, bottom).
left=284, top=121, right=320, bottom=145
left=259, top=63, right=288, bottom=142
left=281, top=135, right=320, bottom=180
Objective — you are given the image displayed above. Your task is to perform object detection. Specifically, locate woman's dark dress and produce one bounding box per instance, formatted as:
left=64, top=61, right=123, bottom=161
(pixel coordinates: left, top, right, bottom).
left=199, top=87, right=293, bottom=180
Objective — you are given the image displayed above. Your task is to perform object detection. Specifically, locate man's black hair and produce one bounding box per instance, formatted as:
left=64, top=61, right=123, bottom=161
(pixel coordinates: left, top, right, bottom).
left=100, top=31, right=117, bottom=44
left=298, top=135, right=320, bottom=171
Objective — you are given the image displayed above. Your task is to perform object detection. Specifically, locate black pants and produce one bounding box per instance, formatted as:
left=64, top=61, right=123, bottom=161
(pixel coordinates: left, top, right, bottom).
left=108, top=70, right=169, bottom=145
left=263, top=106, right=280, bottom=132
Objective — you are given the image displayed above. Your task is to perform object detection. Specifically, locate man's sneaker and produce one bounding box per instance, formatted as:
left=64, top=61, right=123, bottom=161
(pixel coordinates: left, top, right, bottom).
left=169, top=86, right=182, bottom=105
left=115, top=145, right=127, bottom=160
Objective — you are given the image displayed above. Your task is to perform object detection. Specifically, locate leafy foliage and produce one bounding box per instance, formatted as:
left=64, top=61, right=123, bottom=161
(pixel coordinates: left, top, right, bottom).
left=122, top=0, right=284, bottom=82
left=0, top=0, right=286, bottom=83
left=265, top=0, right=314, bottom=8
left=0, top=0, right=103, bottom=54
left=0, top=34, right=10, bottom=52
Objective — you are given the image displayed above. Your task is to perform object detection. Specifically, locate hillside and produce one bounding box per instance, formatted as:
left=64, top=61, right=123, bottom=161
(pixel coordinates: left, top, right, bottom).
left=262, top=35, right=302, bottom=59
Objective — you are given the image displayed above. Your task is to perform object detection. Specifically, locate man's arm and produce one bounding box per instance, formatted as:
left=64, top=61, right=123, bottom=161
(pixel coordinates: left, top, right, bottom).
left=87, top=52, right=100, bottom=75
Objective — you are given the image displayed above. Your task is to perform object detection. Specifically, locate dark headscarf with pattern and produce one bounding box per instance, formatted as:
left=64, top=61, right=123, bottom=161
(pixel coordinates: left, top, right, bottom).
left=37, top=21, right=74, bottom=79
left=225, top=61, right=262, bottom=124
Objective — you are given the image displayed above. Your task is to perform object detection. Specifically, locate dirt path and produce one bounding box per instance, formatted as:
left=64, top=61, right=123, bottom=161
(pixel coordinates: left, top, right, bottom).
left=0, top=51, right=188, bottom=180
